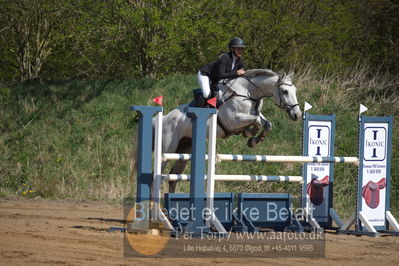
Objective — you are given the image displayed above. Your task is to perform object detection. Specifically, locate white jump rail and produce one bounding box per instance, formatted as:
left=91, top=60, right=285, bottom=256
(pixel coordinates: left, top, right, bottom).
left=163, top=153, right=359, bottom=164
left=163, top=174, right=304, bottom=182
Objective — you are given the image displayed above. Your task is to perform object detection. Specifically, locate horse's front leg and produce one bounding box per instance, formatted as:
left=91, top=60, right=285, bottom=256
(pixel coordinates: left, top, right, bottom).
left=231, top=113, right=264, bottom=130
left=231, top=113, right=272, bottom=148
left=242, top=125, right=260, bottom=138
left=247, top=112, right=272, bottom=148
left=259, top=112, right=272, bottom=133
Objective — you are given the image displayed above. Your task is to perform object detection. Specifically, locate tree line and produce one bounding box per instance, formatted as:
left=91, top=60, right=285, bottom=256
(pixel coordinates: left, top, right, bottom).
left=0, top=0, right=398, bottom=82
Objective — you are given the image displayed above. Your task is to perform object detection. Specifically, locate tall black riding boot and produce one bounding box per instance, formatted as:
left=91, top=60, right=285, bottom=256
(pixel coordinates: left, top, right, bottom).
left=195, top=94, right=207, bottom=107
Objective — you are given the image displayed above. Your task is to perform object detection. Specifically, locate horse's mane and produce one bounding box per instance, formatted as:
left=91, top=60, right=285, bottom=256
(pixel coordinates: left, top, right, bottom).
left=224, top=69, right=288, bottom=86
left=245, top=69, right=279, bottom=79
left=222, top=69, right=281, bottom=95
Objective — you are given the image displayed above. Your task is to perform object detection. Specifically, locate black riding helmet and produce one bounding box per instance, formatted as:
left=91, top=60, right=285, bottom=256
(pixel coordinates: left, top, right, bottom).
left=228, top=37, right=247, bottom=48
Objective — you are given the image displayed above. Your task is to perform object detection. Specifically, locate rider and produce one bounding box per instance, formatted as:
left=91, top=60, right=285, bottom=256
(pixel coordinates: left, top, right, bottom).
left=196, top=37, right=247, bottom=107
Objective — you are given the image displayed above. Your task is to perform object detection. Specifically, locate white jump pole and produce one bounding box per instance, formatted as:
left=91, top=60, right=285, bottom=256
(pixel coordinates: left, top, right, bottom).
left=217, top=154, right=359, bottom=164
left=163, top=153, right=208, bottom=161
left=152, top=110, right=174, bottom=229
left=163, top=174, right=303, bottom=182
left=205, top=113, right=226, bottom=233
left=163, top=153, right=359, bottom=165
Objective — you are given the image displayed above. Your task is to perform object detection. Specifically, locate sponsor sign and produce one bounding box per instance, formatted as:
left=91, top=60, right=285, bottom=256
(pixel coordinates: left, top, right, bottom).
left=303, top=115, right=335, bottom=225
left=358, top=117, right=392, bottom=230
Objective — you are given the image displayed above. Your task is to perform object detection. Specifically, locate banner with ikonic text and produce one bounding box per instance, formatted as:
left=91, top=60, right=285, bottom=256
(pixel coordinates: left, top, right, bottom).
left=302, top=114, right=336, bottom=227
left=358, top=116, right=393, bottom=231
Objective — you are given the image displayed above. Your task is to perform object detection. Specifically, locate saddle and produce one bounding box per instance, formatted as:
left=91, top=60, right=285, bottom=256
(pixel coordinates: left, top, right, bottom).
left=306, top=175, right=329, bottom=206
left=362, top=178, right=386, bottom=209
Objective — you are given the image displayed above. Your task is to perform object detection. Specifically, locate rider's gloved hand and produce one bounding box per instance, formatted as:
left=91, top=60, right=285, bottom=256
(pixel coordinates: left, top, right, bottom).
left=237, top=69, right=246, bottom=76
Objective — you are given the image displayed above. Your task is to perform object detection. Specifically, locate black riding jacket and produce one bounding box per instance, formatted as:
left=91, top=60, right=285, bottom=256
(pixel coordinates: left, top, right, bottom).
left=200, top=52, right=245, bottom=84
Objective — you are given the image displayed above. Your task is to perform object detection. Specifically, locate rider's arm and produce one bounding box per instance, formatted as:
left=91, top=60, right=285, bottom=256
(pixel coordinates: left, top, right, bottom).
left=236, top=57, right=245, bottom=75
left=216, top=54, right=240, bottom=80
left=237, top=57, right=245, bottom=70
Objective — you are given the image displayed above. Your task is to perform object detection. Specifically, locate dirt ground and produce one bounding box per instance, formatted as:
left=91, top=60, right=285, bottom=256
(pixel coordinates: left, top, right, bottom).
left=1, top=197, right=399, bottom=266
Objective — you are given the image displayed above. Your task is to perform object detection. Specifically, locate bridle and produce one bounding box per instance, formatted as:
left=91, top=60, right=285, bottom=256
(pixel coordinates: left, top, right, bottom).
left=276, top=77, right=300, bottom=113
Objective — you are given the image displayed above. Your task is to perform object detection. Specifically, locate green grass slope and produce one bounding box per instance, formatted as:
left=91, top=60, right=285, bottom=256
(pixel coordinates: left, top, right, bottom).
left=1, top=68, right=398, bottom=219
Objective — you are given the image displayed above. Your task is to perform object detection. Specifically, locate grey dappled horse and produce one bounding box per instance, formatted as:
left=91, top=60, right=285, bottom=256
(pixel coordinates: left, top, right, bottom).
left=132, top=69, right=302, bottom=193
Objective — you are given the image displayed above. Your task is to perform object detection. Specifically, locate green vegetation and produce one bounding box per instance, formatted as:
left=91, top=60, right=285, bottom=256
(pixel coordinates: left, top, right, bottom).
left=0, top=0, right=398, bottom=81
left=1, top=66, right=398, bottom=219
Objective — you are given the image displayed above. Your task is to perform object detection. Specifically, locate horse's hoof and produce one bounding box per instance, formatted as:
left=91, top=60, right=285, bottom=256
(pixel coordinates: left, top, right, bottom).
left=250, top=125, right=259, bottom=136
left=263, top=121, right=272, bottom=132
left=242, top=129, right=252, bottom=138
left=247, top=137, right=257, bottom=148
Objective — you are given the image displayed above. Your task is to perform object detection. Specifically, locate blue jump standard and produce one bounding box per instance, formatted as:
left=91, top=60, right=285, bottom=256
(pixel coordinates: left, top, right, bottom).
left=183, top=107, right=216, bottom=236
left=129, top=106, right=162, bottom=229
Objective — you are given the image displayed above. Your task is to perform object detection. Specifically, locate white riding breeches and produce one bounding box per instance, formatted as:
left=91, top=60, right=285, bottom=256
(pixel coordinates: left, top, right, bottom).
left=197, top=71, right=211, bottom=98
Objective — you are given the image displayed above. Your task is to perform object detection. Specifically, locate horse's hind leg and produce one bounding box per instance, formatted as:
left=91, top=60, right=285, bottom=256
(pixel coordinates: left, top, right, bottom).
left=168, top=138, right=192, bottom=193
left=168, top=161, right=189, bottom=193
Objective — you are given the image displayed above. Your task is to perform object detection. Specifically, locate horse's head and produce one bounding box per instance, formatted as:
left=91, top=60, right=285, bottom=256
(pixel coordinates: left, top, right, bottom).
left=272, top=72, right=302, bottom=121
left=225, top=69, right=303, bottom=148
left=229, top=69, right=302, bottom=121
